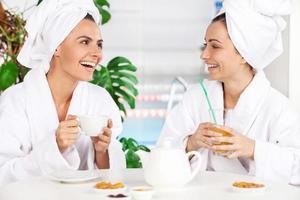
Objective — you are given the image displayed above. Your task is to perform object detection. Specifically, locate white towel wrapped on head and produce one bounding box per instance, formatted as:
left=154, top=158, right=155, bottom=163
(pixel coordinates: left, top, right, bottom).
left=220, top=0, right=292, bottom=70
left=17, top=0, right=101, bottom=73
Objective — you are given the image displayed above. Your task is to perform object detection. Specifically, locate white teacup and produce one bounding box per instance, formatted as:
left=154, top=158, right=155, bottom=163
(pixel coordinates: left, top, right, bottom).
left=77, top=115, right=109, bottom=136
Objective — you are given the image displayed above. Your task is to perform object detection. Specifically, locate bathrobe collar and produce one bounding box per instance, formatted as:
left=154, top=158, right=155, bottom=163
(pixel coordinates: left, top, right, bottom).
left=23, top=68, right=84, bottom=143
left=205, top=70, right=271, bottom=135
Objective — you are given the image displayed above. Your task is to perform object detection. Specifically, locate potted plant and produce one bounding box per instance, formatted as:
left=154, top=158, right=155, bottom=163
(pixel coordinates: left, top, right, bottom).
left=0, top=0, right=150, bottom=168
left=119, top=137, right=150, bottom=168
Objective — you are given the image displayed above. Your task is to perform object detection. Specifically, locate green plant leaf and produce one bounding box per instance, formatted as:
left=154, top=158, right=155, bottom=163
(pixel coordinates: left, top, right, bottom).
left=94, top=0, right=110, bottom=8
left=0, top=61, right=18, bottom=91
left=110, top=71, right=138, bottom=84
left=119, top=137, right=150, bottom=168
left=126, top=161, right=142, bottom=168
left=91, top=57, right=138, bottom=115
left=119, top=137, right=127, bottom=144
left=37, top=0, right=43, bottom=5
left=126, top=149, right=140, bottom=162
left=138, top=145, right=151, bottom=152
left=107, top=57, right=137, bottom=71
left=19, top=66, right=30, bottom=81
left=100, top=8, right=111, bottom=25
left=126, top=142, right=138, bottom=152
left=119, top=137, right=128, bottom=152
left=115, top=89, right=135, bottom=108
left=91, top=0, right=111, bottom=25
left=127, top=138, right=138, bottom=146
left=126, top=149, right=142, bottom=168
left=112, top=78, right=138, bottom=96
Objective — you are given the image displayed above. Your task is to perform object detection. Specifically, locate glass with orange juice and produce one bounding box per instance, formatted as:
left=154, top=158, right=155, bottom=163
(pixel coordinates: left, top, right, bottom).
left=208, top=109, right=233, bottom=154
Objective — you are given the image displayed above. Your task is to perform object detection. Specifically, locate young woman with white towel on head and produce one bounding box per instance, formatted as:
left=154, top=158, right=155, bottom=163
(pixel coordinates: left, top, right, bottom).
left=158, top=0, right=300, bottom=185
left=0, top=0, right=125, bottom=186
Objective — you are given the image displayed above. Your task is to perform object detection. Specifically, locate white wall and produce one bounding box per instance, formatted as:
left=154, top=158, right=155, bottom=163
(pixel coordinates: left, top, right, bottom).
left=100, top=0, right=214, bottom=77
left=265, top=16, right=290, bottom=97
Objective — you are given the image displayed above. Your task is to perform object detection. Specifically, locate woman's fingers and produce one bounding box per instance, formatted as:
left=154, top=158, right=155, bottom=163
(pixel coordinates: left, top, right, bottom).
left=215, top=125, right=235, bottom=135
left=209, top=136, right=234, bottom=144
left=93, top=137, right=110, bottom=153
left=56, top=131, right=78, bottom=140
left=226, top=151, right=240, bottom=159
left=59, top=127, right=79, bottom=133
left=56, top=116, right=80, bottom=152
left=99, top=134, right=111, bottom=144
left=91, top=127, right=112, bottom=144
left=107, top=119, right=113, bottom=129
left=198, top=122, right=215, bottom=129
left=203, top=130, right=222, bottom=137
left=60, top=119, right=79, bottom=128
left=210, top=144, right=236, bottom=152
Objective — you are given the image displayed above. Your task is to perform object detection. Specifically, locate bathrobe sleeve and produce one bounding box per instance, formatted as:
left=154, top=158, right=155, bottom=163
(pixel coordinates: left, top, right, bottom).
left=0, top=85, right=79, bottom=186
left=254, top=99, right=300, bottom=185
left=106, top=89, right=126, bottom=169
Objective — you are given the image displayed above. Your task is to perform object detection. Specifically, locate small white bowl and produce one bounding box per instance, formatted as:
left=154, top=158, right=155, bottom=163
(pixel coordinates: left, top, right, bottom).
left=130, top=186, right=154, bottom=200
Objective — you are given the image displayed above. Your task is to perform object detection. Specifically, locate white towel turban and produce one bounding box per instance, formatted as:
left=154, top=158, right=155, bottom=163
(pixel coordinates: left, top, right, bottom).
left=220, top=0, right=292, bottom=70
left=17, top=0, right=101, bottom=73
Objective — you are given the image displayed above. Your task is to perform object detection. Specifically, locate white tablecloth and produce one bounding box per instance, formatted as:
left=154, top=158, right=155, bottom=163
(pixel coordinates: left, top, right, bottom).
left=0, top=169, right=299, bottom=200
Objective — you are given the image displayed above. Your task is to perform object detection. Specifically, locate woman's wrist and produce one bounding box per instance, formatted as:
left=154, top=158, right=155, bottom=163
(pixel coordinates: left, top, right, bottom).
left=95, top=150, right=110, bottom=169
left=249, top=139, right=255, bottom=160
left=186, top=135, right=195, bottom=152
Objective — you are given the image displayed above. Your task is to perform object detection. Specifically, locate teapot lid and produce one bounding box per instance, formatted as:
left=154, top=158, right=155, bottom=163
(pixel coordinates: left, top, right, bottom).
left=156, top=137, right=179, bottom=150
left=159, top=139, right=173, bottom=148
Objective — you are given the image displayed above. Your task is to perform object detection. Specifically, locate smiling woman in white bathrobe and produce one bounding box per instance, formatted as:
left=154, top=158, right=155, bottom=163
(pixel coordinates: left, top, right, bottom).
left=0, top=0, right=125, bottom=186
left=158, top=0, right=300, bottom=185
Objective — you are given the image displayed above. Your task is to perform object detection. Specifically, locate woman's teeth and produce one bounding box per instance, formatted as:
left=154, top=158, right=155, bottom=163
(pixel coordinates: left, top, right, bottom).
left=80, top=61, right=96, bottom=68
left=207, top=64, right=219, bottom=68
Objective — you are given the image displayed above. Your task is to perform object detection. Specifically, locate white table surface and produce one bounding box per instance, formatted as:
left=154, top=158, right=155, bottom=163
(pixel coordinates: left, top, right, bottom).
left=0, top=169, right=299, bottom=200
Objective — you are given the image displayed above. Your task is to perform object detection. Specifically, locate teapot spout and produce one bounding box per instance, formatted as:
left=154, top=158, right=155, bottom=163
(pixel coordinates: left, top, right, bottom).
left=135, top=150, right=150, bottom=168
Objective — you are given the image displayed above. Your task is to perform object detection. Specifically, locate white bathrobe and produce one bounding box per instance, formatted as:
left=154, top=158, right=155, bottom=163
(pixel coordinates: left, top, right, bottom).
left=0, top=68, right=125, bottom=186
left=158, top=71, right=300, bottom=185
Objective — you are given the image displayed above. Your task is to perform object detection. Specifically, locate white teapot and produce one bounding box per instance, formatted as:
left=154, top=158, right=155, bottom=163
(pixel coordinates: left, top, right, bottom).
left=136, top=140, right=202, bottom=188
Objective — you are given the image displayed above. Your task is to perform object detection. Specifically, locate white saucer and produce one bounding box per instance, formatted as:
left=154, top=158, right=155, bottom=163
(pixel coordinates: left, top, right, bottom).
left=47, top=170, right=101, bottom=183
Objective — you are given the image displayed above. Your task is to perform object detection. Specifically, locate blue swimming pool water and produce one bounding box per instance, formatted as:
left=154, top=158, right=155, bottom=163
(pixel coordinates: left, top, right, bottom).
left=119, top=117, right=165, bottom=147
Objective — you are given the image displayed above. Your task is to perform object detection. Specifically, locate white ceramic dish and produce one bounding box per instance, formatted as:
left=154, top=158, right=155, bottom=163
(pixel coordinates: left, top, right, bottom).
left=231, top=182, right=266, bottom=193
left=47, top=170, right=101, bottom=183
left=130, top=186, right=154, bottom=200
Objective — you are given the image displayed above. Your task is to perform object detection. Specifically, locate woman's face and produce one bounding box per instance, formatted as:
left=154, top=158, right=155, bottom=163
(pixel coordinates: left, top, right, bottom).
left=53, top=18, right=102, bottom=81
left=201, top=21, right=246, bottom=81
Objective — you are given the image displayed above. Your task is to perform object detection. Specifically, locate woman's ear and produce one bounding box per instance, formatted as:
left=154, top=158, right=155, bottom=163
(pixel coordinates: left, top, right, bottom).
left=53, top=46, right=61, bottom=57
left=241, top=57, right=247, bottom=64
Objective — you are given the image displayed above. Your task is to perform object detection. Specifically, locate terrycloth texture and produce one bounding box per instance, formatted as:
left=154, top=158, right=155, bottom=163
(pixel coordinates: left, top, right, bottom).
left=220, top=0, right=292, bottom=69
left=17, top=0, right=100, bottom=72
left=0, top=68, right=125, bottom=186
left=158, top=71, right=300, bottom=184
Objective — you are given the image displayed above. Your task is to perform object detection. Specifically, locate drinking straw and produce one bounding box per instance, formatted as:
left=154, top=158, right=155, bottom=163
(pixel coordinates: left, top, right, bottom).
left=199, top=78, right=217, bottom=124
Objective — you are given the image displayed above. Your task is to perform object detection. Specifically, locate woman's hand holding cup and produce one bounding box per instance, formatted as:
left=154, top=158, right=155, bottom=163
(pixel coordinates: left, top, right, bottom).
left=186, top=122, right=222, bottom=152
left=55, top=115, right=80, bottom=153
left=209, top=125, right=255, bottom=160
left=91, top=119, right=112, bottom=169
left=91, top=119, right=112, bottom=154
